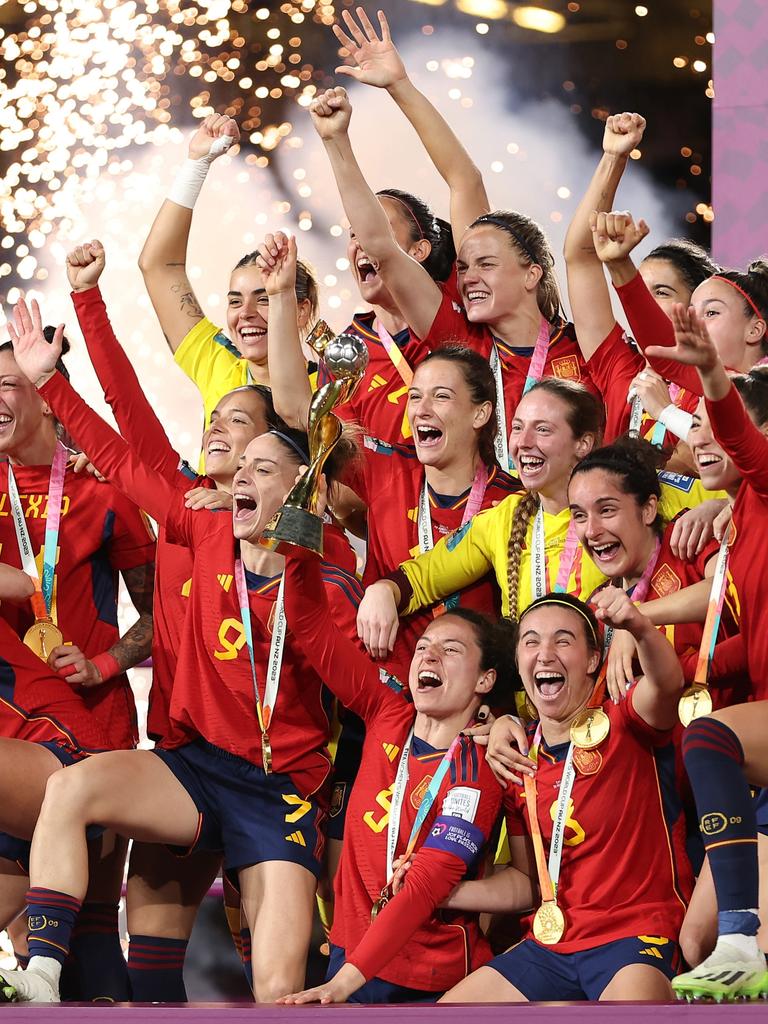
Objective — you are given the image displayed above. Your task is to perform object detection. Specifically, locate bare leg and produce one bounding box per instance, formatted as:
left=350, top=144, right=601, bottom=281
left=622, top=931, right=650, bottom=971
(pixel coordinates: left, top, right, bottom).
left=126, top=843, right=220, bottom=940
left=29, top=750, right=201, bottom=900
left=0, top=740, right=64, bottom=839
left=679, top=857, right=717, bottom=967
left=0, top=862, right=29, bottom=932
left=439, top=965, right=527, bottom=1003
left=600, top=964, right=674, bottom=1001
left=239, top=860, right=316, bottom=1002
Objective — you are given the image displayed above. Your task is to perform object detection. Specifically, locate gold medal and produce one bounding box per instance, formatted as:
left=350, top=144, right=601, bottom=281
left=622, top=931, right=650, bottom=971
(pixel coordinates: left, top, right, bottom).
left=261, top=731, right=273, bottom=775
left=569, top=707, right=610, bottom=749
left=532, top=900, right=566, bottom=945
left=23, top=618, right=64, bottom=662
left=370, top=889, right=389, bottom=922
left=678, top=685, right=713, bottom=727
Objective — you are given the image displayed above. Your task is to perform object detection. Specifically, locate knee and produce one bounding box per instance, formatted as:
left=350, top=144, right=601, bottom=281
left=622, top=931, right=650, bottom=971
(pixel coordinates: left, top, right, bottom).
left=41, top=763, right=97, bottom=823
left=250, top=968, right=304, bottom=1004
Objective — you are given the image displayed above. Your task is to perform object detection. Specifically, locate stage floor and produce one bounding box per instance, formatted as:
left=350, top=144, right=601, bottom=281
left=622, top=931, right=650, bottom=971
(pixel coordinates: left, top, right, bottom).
left=0, top=1002, right=765, bottom=1022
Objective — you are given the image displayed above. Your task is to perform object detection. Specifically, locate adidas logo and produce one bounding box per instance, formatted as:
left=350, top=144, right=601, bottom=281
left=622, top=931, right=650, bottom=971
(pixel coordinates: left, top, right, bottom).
left=217, top=573, right=233, bottom=592
left=640, top=947, right=663, bottom=959
left=285, top=831, right=306, bottom=847
left=368, top=374, right=387, bottom=391
left=382, top=742, right=400, bottom=762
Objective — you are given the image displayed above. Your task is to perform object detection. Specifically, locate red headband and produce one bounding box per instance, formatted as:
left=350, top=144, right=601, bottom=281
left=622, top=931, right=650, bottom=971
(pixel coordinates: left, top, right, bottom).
left=380, top=193, right=425, bottom=241
left=711, top=275, right=765, bottom=321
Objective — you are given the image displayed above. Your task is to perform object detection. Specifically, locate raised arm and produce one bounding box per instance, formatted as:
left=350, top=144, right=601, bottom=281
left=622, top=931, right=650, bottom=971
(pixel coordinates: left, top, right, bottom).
left=67, top=241, right=181, bottom=479
left=333, top=8, right=489, bottom=248
left=592, top=587, right=683, bottom=730
left=255, top=231, right=313, bottom=429
left=7, top=300, right=186, bottom=534
left=591, top=211, right=703, bottom=392
left=651, top=304, right=768, bottom=496
left=563, top=112, right=645, bottom=360
left=310, top=87, right=443, bottom=339
left=138, top=114, right=239, bottom=353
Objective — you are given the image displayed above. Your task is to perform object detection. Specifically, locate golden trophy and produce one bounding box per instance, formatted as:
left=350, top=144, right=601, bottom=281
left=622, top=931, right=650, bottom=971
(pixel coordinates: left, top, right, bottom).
left=260, top=320, right=368, bottom=558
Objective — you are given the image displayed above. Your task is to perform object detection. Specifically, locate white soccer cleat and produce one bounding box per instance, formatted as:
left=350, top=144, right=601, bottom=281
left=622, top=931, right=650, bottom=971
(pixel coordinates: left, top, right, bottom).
left=672, top=942, right=768, bottom=1002
left=0, top=964, right=60, bottom=1003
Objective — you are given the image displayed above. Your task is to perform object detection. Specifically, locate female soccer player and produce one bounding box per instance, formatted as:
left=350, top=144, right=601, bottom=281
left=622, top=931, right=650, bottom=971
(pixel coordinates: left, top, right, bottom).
left=309, top=80, right=593, bottom=469
left=274, top=492, right=529, bottom=1003
left=636, top=304, right=768, bottom=1001
left=0, top=299, right=362, bottom=1005
left=65, top=240, right=307, bottom=1000
left=258, top=230, right=520, bottom=680
left=0, top=312, right=156, bottom=1000
left=357, top=377, right=714, bottom=659
left=138, top=113, right=320, bottom=434
left=593, top=210, right=768, bottom=393
left=442, top=588, right=691, bottom=1002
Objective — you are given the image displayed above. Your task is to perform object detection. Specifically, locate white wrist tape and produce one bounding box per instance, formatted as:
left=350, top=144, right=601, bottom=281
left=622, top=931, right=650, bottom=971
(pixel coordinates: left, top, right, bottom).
left=167, top=135, right=233, bottom=209
left=657, top=403, right=693, bottom=440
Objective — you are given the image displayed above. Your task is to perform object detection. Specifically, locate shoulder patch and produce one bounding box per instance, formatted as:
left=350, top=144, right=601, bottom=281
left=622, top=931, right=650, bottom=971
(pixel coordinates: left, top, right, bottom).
left=212, top=330, right=242, bottom=358
left=446, top=520, right=472, bottom=552
left=658, top=470, right=695, bottom=493
left=441, top=785, right=481, bottom=823
left=378, top=667, right=404, bottom=694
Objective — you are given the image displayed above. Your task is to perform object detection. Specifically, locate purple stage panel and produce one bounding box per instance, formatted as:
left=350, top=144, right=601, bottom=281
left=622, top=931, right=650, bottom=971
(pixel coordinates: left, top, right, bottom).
left=0, top=1002, right=766, bottom=1022
left=713, top=0, right=768, bottom=268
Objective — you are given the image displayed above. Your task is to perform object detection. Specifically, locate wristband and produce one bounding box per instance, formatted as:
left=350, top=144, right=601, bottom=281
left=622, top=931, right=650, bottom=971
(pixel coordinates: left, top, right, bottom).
left=167, top=135, right=233, bottom=209
left=657, top=403, right=693, bottom=441
left=90, top=651, right=122, bottom=683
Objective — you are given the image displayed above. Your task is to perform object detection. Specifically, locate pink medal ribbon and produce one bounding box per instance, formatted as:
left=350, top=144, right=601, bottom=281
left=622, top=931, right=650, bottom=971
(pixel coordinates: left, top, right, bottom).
left=522, top=317, right=553, bottom=395
left=374, top=319, right=414, bottom=387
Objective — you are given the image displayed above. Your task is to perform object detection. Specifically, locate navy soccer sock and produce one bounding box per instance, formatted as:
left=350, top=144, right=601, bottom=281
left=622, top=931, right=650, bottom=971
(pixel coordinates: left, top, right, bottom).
left=128, top=934, right=188, bottom=1002
left=69, top=900, right=130, bottom=1001
left=26, top=887, right=81, bottom=966
left=682, top=717, right=760, bottom=937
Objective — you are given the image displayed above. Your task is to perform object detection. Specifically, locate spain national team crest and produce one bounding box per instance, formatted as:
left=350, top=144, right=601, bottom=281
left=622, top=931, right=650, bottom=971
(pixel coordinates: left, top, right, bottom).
left=651, top=563, right=681, bottom=598
left=410, top=775, right=433, bottom=809
left=550, top=355, right=580, bottom=382
left=573, top=747, right=602, bottom=776
left=329, top=782, right=346, bottom=819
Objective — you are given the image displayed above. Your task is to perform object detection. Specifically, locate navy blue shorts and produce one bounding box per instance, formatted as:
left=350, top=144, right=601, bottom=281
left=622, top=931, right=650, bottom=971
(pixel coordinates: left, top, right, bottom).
left=488, top=936, right=681, bottom=1001
left=0, top=740, right=93, bottom=872
left=326, top=712, right=364, bottom=843
left=153, top=739, right=325, bottom=877
left=327, top=944, right=440, bottom=1004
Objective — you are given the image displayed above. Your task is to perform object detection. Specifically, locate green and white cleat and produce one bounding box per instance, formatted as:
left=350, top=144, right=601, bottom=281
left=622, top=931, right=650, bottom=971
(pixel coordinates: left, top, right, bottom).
left=673, top=944, right=768, bottom=1002
left=0, top=965, right=60, bottom=1003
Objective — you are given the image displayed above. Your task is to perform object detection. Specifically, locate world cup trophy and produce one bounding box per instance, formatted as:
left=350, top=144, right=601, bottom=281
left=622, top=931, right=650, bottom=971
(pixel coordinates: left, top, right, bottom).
left=260, top=320, right=368, bottom=557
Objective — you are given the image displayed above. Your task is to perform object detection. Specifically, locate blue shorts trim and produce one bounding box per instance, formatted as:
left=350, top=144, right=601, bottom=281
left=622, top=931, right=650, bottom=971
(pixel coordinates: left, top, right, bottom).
left=754, top=788, right=768, bottom=836
left=327, top=944, right=440, bottom=1003
left=153, top=739, right=325, bottom=876
left=489, top=935, right=680, bottom=1001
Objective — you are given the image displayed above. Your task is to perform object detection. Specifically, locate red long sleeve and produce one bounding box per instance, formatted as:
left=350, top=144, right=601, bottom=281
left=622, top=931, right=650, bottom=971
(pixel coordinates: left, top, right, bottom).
left=72, top=287, right=181, bottom=480
left=706, top=384, right=768, bottom=499
left=346, top=847, right=467, bottom=981
left=38, top=372, right=185, bottom=533
left=283, top=555, right=396, bottom=724
left=614, top=273, right=703, bottom=394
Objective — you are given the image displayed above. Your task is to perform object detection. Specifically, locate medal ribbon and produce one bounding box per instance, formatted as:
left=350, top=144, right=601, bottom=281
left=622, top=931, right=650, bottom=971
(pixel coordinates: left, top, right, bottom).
left=233, top=558, right=287, bottom=742
left=649, top=382, right=682, bottom=448
left=692, top=533, right=730, bottom=687
left=375, top=319, right=414, bottom=388
left=628, top=396, right=643, bottom=438
left=531, top=508, right=579, bottom=600
left=490, top=318, right=551, bottom=472
left=417, top=464, right=489, bottom=555
left=525, top=723, right=577, bottom=900
left=6, top=441, right=67, bottom=619
left=384, top=723, right=469, bottom=883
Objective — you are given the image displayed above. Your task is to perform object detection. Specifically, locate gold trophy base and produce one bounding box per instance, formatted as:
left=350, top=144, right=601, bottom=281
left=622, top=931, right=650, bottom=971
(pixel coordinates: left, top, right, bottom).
left=259, top=504, right=323, bottom=559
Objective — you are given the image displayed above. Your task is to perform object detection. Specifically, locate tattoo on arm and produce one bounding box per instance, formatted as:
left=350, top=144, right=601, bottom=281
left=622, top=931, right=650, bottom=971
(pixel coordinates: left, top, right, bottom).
left=108, top=561, right=155, bottom=671
left=170, top=280, right=204, bottom=320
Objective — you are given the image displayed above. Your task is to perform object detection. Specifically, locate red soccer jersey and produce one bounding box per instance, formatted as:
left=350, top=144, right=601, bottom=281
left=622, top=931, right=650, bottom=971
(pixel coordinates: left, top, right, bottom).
left=36, top=372, right=361, bottom=798
left=424, top=293, right=598, bottom=429
left=348, top=437, right=521, bottom=681
left=0, top=461, right=155, bottom=750
left=283, top=555, right=503, bottom=992
left=72, top=286, right=355, bottom=742
left=0, top=617, right=110, bottom=752
left=504, top=690, right=693, bottom=954
left=704, top=384, right=768, bottom=700
left=587, top=322, right=700, bottom=444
